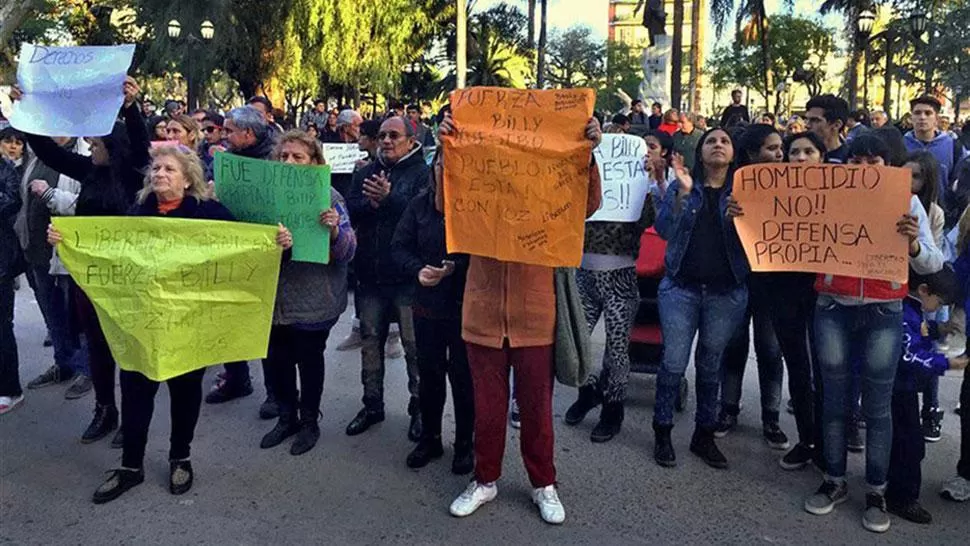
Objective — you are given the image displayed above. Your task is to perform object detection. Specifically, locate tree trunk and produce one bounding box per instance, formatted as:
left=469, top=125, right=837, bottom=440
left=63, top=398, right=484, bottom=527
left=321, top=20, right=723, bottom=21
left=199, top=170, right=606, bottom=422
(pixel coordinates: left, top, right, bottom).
left=671, top=0, right=684, bottom=111
left=527, top=0, right=536, bottom=50
left=457, top=0, right=468, bottom=89
left=688, top=0, right=702, bottom=113
left=0, top=0, right=45, bottom=80
left=883, top=32, right=894, bottom=116
left=756, top=7, right=771, bottom=114
left=536, top=0, right=548, bottom=88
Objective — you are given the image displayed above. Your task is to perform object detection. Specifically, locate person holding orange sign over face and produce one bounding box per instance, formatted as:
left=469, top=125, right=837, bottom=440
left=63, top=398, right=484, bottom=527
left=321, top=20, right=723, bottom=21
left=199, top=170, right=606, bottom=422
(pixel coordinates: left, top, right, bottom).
left=438, top=110, right=602, bottom=525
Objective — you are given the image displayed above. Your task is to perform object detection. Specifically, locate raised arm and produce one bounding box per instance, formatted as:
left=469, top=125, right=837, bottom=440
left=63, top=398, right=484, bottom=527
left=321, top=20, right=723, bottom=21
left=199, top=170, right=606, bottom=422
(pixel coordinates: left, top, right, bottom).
left=25, top=134, right=93, bottom=183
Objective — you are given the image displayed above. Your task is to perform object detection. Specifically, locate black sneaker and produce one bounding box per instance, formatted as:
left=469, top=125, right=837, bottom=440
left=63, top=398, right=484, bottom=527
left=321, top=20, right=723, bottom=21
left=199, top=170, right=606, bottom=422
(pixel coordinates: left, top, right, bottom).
left=92, top=468, right=144, bottom=504
left=847, top=422, right=865, bottom=453
left=169, top=460, right=194, bottom=495
left=564, top=385, right=601, bottom=426
left=290, top=422, right=321, bottom=456
left=780, top=443, right=814, bottom=471
left=110, top=429, right=124, bottom=449
left=452, top=441, right=474, bottom=475
left=81, top=404, right=118, bottom=444
left=204, top=377, right=253, bottom=404
left=763, top=423, right=790, bottom=451
left=713, top=412, right=737, bottom=439
left=27, top=365, right=70, bottom=390
left=804, top=480, right=848, bottom=515
left=259, top=394, right=280, bottom=420
left=406, top=438, right=444, bottom=469
left=863, top=492, right=891, bottom=533
left=887, top=498, right=932, bottom=525
left=922, top=408, right=944, bottom=443
left=690, top=427, right=728, bottom=469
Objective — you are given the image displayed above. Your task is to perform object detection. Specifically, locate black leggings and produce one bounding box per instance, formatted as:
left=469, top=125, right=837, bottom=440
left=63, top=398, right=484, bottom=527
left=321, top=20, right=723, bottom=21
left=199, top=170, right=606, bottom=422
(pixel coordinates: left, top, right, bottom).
left=75, top=286, right=116, bottom=408
left=264, top=324, right=334, bottom=421
left=121, top=368, right=205, bottom=468
left=959, top=368, right=970, bottom=480
left=415, top=316, right=474, bottom=445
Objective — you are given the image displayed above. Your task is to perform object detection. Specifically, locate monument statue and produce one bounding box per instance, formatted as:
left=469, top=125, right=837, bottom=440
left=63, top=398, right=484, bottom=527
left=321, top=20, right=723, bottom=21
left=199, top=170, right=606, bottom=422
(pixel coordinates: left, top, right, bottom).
left=633, top=0, right=667, bottom=47
left=634, top=0, right=670, bottom=107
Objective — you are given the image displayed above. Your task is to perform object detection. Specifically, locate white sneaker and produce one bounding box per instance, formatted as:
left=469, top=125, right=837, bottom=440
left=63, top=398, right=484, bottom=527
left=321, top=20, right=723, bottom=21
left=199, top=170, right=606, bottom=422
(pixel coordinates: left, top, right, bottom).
left=385, top=334, right=404, bottom=359
left=335, top=328, right=363, bottom=351
left=449, top=481, right=497, bottom=517
left=941, top=475, right=970, bottom=502
left=0, top=394, right=25, bottom=415
left=532, top=485, right=565, bottom=524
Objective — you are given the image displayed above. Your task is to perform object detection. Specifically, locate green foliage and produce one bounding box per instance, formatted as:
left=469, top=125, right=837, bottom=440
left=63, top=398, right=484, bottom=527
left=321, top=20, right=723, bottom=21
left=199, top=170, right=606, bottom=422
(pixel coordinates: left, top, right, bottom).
left=546, top=26, right=605, bottom=89
left=597, top=41, right=643, bottom=112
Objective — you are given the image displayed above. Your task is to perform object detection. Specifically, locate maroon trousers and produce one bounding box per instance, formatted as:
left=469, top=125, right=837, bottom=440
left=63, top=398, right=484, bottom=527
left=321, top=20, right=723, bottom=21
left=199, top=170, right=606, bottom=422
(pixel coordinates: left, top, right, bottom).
left=466, top=341, right=555, bottom=488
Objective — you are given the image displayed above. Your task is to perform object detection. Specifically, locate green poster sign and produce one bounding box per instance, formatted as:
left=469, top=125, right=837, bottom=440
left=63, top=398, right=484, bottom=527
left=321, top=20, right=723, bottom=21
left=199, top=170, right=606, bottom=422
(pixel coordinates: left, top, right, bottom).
left=214, top=152, right=331, bottom=264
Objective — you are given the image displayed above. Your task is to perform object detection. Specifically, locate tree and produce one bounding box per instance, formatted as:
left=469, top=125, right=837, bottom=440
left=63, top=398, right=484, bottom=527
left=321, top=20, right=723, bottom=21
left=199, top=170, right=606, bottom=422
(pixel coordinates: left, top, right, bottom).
left=671, top=0, right=684, bottom=111
left=599, top=40, right=643, bottom=112
left=536, top=0, right=548, bottom=87
left=710, top=0, right=772, bottom=112
left=546, top=26, right=605, bottom=89
left=818, top=0, right=884, bottom=108
left=705, top=15, right=835, bottom=112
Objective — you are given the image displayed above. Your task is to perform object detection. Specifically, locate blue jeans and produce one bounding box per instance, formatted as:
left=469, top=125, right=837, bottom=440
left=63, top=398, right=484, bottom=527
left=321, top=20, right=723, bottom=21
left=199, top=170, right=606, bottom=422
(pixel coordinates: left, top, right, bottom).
left=48, top=274, right=89, bottom=377
left=654, top=277, right=748, bottom=427
left=814, top=296, right=902, bottom=487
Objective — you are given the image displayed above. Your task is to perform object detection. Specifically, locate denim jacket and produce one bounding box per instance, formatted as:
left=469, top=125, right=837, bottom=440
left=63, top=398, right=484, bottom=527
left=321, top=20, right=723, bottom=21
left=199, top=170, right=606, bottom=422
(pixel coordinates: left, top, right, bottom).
left=654, top=179, right=749, bottom=285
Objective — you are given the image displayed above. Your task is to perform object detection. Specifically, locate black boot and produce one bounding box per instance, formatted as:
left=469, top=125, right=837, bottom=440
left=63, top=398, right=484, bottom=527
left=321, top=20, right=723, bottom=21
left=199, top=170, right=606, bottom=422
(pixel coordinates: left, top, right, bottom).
left=290, top=419, right=321, bottom=456
left=690, top=426, right=728, bottom=469
left=169, top=459, right=194, bottom=495
left=452, top=440, right=474, bottom=475
left=345, top=407, right=385, bottom=436
left=407, top=397, right=423, bottom=443
left=653, top=422, right=677, bottom=468
left=590, top=402, right=624, bottom=443
left=260, top=411, right=300, bottom=449
left=564, top=385, right=601, bottom=426
left=406, top=436, right=444, bottom=469
left=81, top=404, right=118, bottom=444
left=259, top=392, right=280, bottom=420
left=204, top=376, right=253, bottom=404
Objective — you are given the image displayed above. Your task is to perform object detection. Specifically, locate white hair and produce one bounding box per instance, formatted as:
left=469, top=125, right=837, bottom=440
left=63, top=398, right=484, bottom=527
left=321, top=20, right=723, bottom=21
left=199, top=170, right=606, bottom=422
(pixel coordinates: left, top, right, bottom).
left=336, top=109, right=362, bottom=128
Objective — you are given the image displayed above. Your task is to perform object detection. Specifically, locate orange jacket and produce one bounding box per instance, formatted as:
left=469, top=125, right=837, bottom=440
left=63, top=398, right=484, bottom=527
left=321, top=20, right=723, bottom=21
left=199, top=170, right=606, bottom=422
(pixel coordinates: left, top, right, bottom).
left=462, top=164, right=602, bottom=349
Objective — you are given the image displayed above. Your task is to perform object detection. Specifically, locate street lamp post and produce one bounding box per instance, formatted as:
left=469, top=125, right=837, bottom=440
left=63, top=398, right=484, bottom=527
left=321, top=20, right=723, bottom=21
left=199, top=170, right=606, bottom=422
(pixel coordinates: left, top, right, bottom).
left=167, top=19, right=214, bottom=111
left=858, top=9, right=876, bottom=110
left=908, top=7, right=931, bottom=94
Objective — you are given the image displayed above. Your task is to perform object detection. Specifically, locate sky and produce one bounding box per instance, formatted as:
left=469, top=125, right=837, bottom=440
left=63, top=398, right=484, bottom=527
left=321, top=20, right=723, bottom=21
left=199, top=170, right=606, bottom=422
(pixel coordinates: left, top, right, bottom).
left=472, top=0, right=847, bottom=51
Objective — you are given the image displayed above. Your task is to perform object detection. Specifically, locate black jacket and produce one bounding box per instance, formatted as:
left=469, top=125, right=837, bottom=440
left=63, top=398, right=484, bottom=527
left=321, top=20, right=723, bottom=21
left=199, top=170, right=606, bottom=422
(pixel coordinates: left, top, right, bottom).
left=128, top=193, right=236, bottom=221
left=347, top=145, right=429, bottom=286
left=391, top=187, right=467, bottom=318
left=0, top=159, right=25, bottom=281
left=230, top=131, right=276, bottom=161
left=25, top=103, right=150, bottom=217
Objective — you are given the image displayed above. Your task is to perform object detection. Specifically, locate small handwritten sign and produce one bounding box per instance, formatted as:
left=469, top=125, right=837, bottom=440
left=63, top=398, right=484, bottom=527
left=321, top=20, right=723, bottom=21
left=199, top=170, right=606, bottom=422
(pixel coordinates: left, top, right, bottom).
left=321, top=143, right=368, bottom=174
left=732, top=163, right=911, bottom=283
left=214, top=152, right=331, bottom=264
left=588, top=134, right=649, bottom=222
left=52, top=217, right=282, bottom=382
left=441, top=87, right=594, bottom=267
left=10, top=44, right=136, bottom=137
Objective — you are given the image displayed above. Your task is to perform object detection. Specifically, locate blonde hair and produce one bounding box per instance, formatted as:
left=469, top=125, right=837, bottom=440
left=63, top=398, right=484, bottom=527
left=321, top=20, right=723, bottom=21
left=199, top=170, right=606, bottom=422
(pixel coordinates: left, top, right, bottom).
left=136, top=145, right=208, bottom=204
left=273, top=130, right=326, bottom=165
left=167, top=114, right=202, bottom=148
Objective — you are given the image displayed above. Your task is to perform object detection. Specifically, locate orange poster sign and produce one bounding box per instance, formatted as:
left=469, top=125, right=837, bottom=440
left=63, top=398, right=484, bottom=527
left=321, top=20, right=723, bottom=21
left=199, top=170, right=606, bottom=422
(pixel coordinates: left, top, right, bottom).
left=441, top=87, right=594, bottom=267
left=732, top=163, right=911, bottom=283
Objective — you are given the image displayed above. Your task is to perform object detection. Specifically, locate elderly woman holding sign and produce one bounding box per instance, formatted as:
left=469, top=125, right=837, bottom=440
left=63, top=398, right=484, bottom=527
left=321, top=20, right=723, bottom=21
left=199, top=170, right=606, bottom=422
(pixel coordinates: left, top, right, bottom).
left=258, top=130, right=356, bottom=456
left=438, top=112, right=603, bottom=525
left=48, top=145, right=293, bottom=503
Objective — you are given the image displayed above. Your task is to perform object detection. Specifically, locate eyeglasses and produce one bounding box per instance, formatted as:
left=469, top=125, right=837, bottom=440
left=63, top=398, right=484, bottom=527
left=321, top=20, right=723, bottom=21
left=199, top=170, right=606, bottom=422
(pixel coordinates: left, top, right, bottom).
left=203, top=126, right=222, bottom=133
left=378, top=131, right=404, bottom=141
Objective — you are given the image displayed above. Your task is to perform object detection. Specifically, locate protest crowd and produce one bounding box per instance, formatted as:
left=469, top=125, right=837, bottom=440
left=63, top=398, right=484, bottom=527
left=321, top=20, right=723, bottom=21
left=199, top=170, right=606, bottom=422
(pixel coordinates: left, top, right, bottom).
left=3, top=55, right=970, bottom=536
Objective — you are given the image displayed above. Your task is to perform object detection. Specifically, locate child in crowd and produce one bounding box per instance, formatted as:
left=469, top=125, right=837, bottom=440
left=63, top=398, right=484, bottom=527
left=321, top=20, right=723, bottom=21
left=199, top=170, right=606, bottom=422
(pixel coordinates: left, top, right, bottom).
left=886, top=267, right=968, bottom=524
left=941, top=209, right=970, bottom=502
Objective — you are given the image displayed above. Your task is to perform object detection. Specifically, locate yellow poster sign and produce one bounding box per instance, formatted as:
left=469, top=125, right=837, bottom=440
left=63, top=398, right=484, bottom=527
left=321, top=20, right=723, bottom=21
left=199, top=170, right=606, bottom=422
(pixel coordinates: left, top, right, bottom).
left=52, top=216, right=282, bottom=381
left=441, top=87, right=595, bottom=267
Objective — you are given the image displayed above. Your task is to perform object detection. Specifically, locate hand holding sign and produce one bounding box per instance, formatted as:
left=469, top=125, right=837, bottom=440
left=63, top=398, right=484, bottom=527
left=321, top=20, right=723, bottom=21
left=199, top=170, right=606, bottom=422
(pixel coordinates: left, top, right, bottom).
left=122, top=76, right=140, bottom=108
left=276, top=224, right=293, bottom=249
left=319, top=208, right=340, bottom=240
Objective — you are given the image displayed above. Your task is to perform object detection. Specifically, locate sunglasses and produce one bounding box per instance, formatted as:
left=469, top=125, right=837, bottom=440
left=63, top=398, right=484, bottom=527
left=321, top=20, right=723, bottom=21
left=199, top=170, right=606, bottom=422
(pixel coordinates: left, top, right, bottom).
left=203, top=126, right=222, bottom=133
left=378, top=131, right=404, bottom=141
